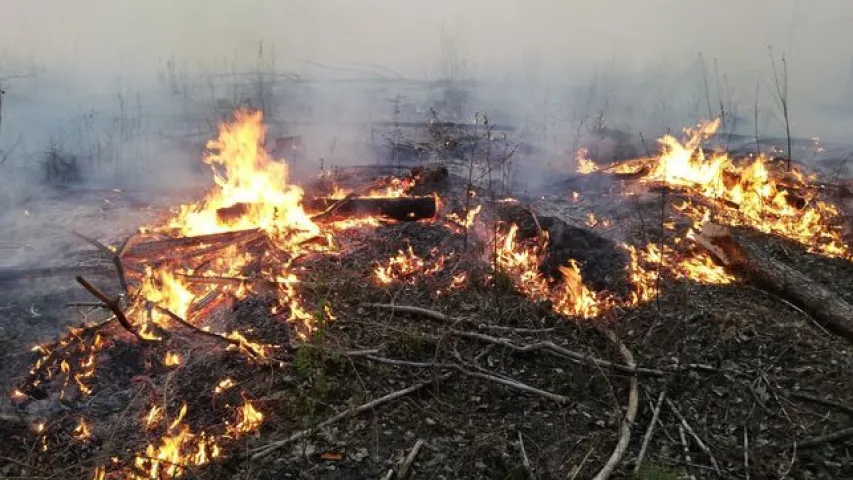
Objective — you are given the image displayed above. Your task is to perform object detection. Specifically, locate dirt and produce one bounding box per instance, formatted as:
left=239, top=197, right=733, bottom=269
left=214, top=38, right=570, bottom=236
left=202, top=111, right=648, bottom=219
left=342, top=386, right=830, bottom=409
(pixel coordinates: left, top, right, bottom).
left=1, top=171, right=852, bottom=480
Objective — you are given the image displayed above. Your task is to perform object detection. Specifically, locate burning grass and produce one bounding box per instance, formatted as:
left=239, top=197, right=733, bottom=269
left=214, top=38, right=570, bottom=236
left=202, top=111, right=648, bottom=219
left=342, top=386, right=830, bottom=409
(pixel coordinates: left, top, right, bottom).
left=3, top=110, right=853, bottom=479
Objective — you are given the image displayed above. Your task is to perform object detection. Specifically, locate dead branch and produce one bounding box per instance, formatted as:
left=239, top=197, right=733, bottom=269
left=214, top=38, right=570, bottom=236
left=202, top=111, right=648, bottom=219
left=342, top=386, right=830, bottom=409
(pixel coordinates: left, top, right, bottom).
left=591, top=329, right=638, bottom=480
left=397, top=439, right=424, bottom=479
left=694, top=222, right=853, bottom=343
left=634, top=389, right=666, bottom=473
left=249, top=374, right=453, bottom=459
left=71, top=230, right=130, bottom=294
left=789, top=392, right=853, bottom=416
left=126, top=229, right=260, bottom=257
left=449, top=329, right=665, bottom=377
left=310, top=192, right=356, bottom=221
left=360, top=355, right=571, bottom=403
left=76, top=276, right=146, bottom=343
left=666, top=398, right=722, bottom=476
left=153, top=306, right=264, bottom=359
left=798, top=427, right=853, bottom=449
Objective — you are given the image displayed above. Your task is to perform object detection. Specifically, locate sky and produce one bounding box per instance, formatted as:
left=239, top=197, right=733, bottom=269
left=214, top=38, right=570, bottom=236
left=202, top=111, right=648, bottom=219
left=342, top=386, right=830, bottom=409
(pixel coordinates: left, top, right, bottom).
left=0, top=0, right=852, bottom=137
left=0, top=1, right=849, bottom=81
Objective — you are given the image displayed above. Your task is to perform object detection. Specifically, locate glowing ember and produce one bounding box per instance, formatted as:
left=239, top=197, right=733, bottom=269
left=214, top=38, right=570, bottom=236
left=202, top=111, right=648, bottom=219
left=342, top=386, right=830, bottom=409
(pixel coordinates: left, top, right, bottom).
left=73, top=417, right=92, bottom=441
left=213, top=378, right=236, bottom=395
left=163, top=352, right=182, bottom=367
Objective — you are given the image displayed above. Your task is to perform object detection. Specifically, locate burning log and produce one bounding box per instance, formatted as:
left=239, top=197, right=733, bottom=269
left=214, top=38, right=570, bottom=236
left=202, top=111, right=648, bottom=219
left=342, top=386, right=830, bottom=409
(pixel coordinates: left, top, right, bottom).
left=216, top=197, right=438, bottom=223
left=306, top=196, right=437, bottom=221
left=694, top=222, right=853, bottom=343
left=125, top=228, right=260, bottom=257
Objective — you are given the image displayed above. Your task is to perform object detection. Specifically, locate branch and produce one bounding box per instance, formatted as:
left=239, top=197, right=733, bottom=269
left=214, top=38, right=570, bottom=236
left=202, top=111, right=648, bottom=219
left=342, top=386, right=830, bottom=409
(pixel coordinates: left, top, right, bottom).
left=75, top=276, right=146, bottom=343
left=592, top=329, right=639, bottom=480
left=249, top=374, right=452, bottom=459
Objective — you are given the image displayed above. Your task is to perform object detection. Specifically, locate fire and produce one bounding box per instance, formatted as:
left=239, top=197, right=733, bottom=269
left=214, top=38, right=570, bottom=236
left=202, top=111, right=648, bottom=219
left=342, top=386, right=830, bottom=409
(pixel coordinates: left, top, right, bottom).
left=168, top=110, right=318, bottom=238
left=163, top=352, right=182, bottom=367
left=643, top=119, right=848, bottom=258
left=576, top=148, right=599, bottom=174
left=374, top=246, right=447, bottom=284
left=494, top=224, right=601, bottom=319
left=213, top=378, right=236, bottom=394
left=227, top=398, right=264, bottom=437
left=73, top=417, right=92, bottom=441
left=145, top=406, right=163, bottom=429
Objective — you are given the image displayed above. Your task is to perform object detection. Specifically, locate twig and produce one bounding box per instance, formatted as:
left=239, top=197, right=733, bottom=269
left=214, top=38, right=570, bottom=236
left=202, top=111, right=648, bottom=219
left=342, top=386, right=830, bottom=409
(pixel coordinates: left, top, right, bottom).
left=361, top=355, right=571, bottom=403
left=798, top=427, right=853, bottom=449
left=0, top=455, right=52, bottom=476
left=743, top=426, right=750, bottom=480
left=517, top=432, right=535, bottom=480
left=364, top=302, right=554, bottom=334
left=249, top=374, right=452, bottom=459
left=449, top=329, right=665, bottom=377
left=76, top=276, right=146, bottom=343
left=71, top=230, right=130, bottom=294
left=678, top=425, right=697, bottom=480
left=153, top=306, right=264, bottom=358
left=634, top=389, right=666, bottom=473
left=789, top=392, right=853, bottom=416
left=666, top=398, right=722, bottom=476
left=397, top=439, right=424, bottom=479
left=591, top=329, right=638, bottom=480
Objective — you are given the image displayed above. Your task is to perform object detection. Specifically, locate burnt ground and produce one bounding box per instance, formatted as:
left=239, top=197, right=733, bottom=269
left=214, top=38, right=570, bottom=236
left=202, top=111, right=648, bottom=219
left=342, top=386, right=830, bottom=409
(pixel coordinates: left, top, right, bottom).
left=0, top=171, right=852, bottom=480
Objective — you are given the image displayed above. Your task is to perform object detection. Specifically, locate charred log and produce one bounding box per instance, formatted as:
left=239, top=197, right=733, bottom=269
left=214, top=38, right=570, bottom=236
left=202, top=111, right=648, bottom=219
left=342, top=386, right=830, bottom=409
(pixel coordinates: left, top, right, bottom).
left=305, top=196, right=437, bottom=222
left=695, top=222, right=853, bottom=343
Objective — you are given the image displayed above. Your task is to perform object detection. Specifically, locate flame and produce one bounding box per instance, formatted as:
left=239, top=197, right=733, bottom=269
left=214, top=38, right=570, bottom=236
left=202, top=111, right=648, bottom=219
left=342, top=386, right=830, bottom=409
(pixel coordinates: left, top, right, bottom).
left=643, top=119, right=848, bottom=258
left=213, top=378, right=236, bottom=395
left=145, top=405, right=163, bottom=429
left=494, top=224, right=601, bottom=318
left=576, top=148, right=599, bottom=174
left=168, top=110, right=318, bottom=238
left=227, top=398, right=264, bottom=437
left=73, top=417, right=92, bottom=441
left=374, top=246, right=448, bottom=284
left=163, top=352, right=182, bottom=367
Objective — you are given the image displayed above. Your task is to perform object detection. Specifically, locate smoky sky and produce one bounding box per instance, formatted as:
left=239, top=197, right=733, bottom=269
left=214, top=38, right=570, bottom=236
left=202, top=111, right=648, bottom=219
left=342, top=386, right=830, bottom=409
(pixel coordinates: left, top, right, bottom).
left=1, top=0, right=853, bottom=137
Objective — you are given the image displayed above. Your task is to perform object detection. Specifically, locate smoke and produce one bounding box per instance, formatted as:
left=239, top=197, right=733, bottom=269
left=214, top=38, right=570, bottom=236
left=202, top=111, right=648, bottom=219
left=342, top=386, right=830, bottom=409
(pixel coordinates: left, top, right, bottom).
left=0, top=0, right=852, bottom=206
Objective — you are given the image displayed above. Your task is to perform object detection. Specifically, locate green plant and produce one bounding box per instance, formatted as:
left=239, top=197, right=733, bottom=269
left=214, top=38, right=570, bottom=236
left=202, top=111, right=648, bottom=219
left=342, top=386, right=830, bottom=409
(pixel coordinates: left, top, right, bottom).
left=634, top=462, right=683, bottom=480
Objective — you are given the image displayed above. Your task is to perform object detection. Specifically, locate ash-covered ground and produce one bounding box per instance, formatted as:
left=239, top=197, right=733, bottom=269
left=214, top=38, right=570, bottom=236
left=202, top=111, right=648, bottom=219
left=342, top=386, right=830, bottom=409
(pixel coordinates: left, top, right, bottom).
left=0, top=160, right=852, bottom=480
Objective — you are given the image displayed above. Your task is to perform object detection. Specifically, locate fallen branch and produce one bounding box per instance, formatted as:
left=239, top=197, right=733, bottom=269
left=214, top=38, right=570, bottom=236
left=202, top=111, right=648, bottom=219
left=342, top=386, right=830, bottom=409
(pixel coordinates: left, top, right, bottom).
left=76, top=276, right=147, bottom=343
left=360, top=355, right=571, bottom=403
left=126, top=229, right=260, bottom=257
left=694, top=222, right=853, bottom=343
left=789, top=392, right=853, bottom=416
left=305, top=196, right=437, bottom=222
left=449, top=329, right=665, bottom=377
left=249, top=374, right=452, bottom=459
left=591, top=329, right=638, bottom=480
left=70, top=230, right=130, bottom=294
left=666, top=398, right=722, bottom=476
left=798, top=426, right=853, bottom=449
left=397, top=439, right=424, bottom=479
left=634, top=389, right=666, bottom=473
left=153, top=306, right=264, bottom=359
